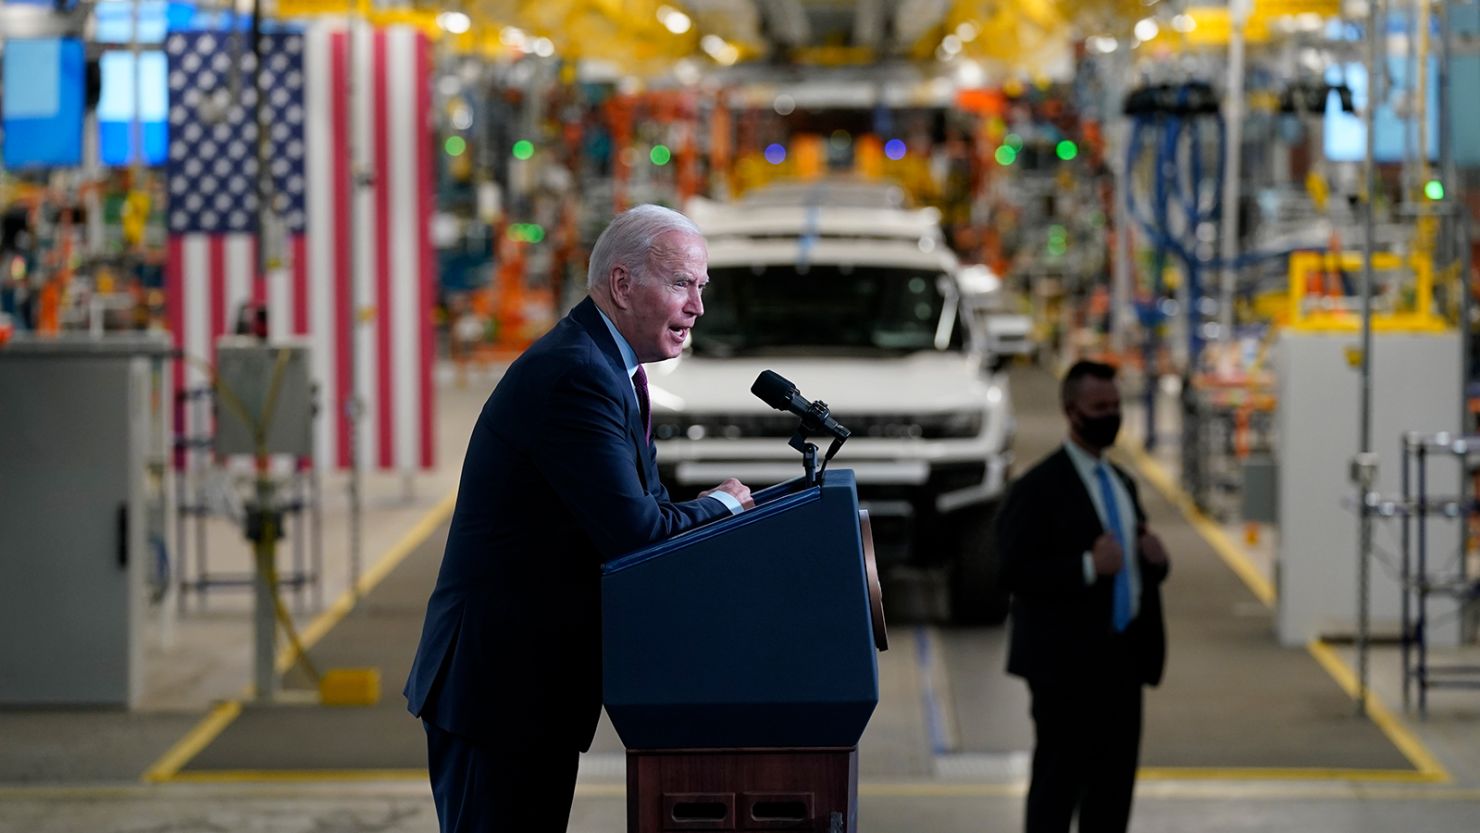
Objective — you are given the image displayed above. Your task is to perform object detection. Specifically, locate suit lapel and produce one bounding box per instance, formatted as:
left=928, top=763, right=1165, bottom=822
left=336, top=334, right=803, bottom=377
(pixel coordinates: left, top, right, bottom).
left=1047, top=448, right=1105, bottom=538
left=569, top=298, right=653, bottom=489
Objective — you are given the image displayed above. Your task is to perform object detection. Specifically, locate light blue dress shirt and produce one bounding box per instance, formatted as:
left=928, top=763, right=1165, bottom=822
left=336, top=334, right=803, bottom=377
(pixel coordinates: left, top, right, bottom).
left=1063, top=440, right=1140, bottom=620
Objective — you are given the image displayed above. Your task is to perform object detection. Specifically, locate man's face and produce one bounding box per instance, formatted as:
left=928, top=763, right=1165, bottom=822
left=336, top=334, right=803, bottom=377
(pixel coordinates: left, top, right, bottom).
left=617, top=230, right=709, bottom=363
left=1067, top=376, right=1122, bottom=451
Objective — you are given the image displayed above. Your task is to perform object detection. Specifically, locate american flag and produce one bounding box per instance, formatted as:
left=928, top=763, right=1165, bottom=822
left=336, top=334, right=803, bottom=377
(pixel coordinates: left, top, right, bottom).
left=165, top=24, right=435, bottom=472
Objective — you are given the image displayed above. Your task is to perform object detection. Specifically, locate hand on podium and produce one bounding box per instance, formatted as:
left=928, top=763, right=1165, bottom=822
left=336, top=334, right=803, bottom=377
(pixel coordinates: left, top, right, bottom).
left=701, top=478, right=754, bottom=510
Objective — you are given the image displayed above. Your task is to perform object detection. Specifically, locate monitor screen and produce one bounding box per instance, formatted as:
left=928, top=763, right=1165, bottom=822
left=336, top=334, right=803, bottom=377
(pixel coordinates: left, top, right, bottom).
left=94, top=0, right=175, bottom=44
left=98, top=50, right=169, bottom=166
left=1323, top=59, right=1439, bottom=164
left=2, top=38, right=85, bottom=169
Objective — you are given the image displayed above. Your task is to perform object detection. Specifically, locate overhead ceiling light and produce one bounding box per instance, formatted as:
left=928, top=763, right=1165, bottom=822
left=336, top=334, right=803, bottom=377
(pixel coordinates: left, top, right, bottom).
left=658, top=5, right=692, bottom=35
left=1087, top=35, right=1118, bottom=54
left=1171, top=13, right=1196, bottom=33
left=501, top=27, right=529, bottom=49
left=956, top=22, right=980, bottom=43
left=940, top=34, right=962, bottom=56
left=533, top=37, right=555, bottom=57
left=673, top=59, right=701, bottom=86
left=700, top=34, right=739, bottom=65
left=1134, top=18, right=1160, bottom=42
left=437, top=12, right=471, bottom=35
left=955, top=59, right=986, bottom=87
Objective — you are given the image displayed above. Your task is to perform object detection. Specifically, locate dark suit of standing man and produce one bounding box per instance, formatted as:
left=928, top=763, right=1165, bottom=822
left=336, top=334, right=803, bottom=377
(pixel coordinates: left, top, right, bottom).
left=997, top=360, right=1170, bottom=833
left=404, top=205, right=753, bottom=832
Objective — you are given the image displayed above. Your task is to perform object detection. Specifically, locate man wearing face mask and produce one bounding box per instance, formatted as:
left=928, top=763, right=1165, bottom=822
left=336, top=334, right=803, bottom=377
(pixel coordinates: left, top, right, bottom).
left=996, top=359, right=1170, bottom=833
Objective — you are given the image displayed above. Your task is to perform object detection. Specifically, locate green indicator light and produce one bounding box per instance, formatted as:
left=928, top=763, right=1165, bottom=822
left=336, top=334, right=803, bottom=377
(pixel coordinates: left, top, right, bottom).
left=444, top=136, right=467, bottom=157
left=650, top=144, right=672, bottom=166
left=994, top=145, right=1017, bottom=166
left=1056, top=140, right=1078, bottom=161
left=1048, top=224, right=1068, bottom=256
left=506, top=223, right=548, bottom=243
left=1425, top=179, right=1445, bottom=200
left=512, top=140, right=534, bottom=160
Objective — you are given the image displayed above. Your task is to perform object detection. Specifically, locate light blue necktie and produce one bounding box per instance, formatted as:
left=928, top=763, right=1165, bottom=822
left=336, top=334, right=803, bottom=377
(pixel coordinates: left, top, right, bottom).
left=1095, top=463, right=1133, bottom=632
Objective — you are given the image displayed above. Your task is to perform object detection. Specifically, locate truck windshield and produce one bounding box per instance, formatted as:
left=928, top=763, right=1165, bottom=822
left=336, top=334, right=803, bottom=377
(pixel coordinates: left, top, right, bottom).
left=694, top=264, right=959, bottom=357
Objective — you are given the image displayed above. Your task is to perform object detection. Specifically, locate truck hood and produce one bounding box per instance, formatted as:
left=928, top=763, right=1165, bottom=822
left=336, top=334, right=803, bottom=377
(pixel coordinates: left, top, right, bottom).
left=645, top=352, right=995, bottom=415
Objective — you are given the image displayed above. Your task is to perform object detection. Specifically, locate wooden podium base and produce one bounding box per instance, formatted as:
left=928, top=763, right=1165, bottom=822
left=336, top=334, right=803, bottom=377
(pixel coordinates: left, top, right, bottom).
left=626, top=747, right=859, bottom=833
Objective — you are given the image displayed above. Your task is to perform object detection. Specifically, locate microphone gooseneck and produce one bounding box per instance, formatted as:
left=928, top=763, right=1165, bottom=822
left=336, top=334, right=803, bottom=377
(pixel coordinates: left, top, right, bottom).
left=750, top=369, right=851, bottom=487
left=749, top=370, right=850, bottom=441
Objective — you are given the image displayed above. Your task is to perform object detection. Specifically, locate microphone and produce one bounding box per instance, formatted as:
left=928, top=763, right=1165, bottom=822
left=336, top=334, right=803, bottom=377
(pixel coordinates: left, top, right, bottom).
left=751, top=370, right=851, bottom=441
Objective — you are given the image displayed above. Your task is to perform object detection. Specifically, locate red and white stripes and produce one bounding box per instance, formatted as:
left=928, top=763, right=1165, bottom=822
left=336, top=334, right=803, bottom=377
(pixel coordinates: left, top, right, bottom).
left=168, top=23, right=435, bottom=472
left=304, top=21, right=435, bottom=472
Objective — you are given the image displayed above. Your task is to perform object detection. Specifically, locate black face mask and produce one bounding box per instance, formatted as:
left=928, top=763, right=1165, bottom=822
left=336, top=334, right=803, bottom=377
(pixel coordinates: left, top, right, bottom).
left=1075, top=412, right=1122, bottom=449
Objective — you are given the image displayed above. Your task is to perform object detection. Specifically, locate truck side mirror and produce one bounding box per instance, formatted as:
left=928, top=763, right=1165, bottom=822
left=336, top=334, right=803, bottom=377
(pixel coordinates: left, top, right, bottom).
left=982, top=353, right=1009, bottom=375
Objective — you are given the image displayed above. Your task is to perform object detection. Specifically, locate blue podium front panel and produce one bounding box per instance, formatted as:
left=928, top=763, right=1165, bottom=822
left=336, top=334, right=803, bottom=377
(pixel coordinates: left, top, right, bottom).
left=602, top=470, right=882, bottom=749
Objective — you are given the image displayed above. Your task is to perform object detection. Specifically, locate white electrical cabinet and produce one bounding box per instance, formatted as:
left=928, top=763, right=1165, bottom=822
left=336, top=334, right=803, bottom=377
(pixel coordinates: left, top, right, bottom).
left=0, top=337, right=169, bottom=707
left=1275, top=330, right=1463, bottom=647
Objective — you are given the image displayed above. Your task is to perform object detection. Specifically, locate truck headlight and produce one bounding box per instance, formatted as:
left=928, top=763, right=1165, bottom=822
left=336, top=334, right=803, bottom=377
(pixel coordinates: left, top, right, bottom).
left=916, top=410, right=984, bottom=439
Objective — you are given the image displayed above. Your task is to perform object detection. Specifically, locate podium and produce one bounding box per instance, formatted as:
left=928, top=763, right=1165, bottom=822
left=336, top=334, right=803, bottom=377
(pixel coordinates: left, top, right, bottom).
left=603, top=469, right=887, bottom=833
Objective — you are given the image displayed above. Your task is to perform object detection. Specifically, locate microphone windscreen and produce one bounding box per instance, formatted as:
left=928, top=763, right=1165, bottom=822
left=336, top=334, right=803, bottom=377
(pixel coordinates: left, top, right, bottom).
left=751, top=370, right=798, bottom=411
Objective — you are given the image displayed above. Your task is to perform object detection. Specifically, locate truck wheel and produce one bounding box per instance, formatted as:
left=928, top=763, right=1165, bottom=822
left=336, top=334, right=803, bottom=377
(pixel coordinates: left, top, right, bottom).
left=949, top=504, right=1009, bottom=626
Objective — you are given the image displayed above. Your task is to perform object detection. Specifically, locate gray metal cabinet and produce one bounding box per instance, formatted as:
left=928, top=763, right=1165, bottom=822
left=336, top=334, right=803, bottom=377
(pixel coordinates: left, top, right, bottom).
left=0, top=339, right=165, bottom=706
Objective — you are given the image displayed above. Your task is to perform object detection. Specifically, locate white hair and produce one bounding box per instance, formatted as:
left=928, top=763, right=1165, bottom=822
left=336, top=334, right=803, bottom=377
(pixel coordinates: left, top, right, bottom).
left=586, top=204, right=701, bottom=292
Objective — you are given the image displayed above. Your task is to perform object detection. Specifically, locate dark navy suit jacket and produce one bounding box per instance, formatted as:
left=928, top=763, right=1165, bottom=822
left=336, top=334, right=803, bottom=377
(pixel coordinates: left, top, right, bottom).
left=997, top=447, right=1168, bottom=689
left=403, top=297, right=729, bottom=751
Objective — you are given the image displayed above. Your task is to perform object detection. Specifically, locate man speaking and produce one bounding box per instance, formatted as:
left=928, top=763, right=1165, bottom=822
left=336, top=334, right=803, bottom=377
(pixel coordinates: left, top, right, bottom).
left=404, top=205, right=753, bottom=832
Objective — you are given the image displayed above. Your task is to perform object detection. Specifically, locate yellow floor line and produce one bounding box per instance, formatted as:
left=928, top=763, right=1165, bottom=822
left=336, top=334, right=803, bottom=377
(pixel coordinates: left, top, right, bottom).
left=140, top=701, right=242, bottom=783
left=278, top=488, right=458, bottom=673
left=163, top=769, right=429, bottom=784
left=858, top=781, right=1023, bottom=798
left=1306, top=640, right=1451, bottom=782
left=140, top=488, right=457, bottom=784
left=142, top=762, right=1445, bottom=789
left=12, top=779, right=1480, bottom=803
left=857, top=780, right=1480, bottom=800
left=1119, top=441, right=1452, bottom=786
left=1118, top=442, right=1275, bottom=607
left=1140, top=766, right=1441, bottom=784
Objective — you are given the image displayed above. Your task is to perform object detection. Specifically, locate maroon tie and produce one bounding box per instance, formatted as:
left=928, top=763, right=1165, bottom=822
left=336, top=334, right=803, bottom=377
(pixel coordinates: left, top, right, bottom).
left=632, top=365, right=652, bottom=442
